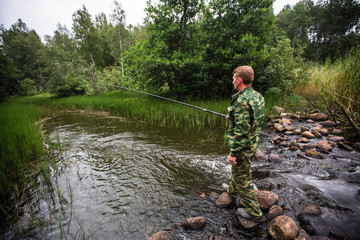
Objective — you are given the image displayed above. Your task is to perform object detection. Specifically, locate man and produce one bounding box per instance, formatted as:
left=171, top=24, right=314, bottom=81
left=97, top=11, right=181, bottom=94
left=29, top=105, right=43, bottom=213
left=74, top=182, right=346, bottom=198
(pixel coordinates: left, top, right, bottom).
left=225, top=65, right=265, bottom=223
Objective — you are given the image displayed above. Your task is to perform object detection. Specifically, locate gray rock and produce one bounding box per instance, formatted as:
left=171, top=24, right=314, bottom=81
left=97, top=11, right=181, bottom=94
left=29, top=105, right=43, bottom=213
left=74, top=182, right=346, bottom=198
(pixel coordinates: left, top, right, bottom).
left=181, top=216, right=206, bottom=230
left=215, top=192, right=233, bottom=208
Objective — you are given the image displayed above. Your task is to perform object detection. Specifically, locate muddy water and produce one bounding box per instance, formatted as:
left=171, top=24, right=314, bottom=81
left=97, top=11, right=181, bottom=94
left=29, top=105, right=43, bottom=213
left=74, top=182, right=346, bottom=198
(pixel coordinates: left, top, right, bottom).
left=5, top=112, right=360, bottom=239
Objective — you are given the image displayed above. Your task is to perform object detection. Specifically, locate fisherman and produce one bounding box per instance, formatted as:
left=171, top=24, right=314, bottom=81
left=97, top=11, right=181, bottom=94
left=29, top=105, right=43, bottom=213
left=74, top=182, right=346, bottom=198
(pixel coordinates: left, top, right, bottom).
left=224, top=65, right=265, bottom=224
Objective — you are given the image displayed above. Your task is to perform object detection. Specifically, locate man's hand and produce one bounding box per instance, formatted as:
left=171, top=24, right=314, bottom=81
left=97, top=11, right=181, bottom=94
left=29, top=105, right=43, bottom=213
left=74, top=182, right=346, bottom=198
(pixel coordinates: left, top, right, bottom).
left=228, top=155, right=237, bottom=165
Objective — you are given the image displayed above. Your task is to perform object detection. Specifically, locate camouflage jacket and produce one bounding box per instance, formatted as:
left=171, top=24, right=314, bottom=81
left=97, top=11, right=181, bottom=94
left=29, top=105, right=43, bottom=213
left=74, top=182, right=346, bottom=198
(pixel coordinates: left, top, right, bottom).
left=227, top=86, right=265, bottom=157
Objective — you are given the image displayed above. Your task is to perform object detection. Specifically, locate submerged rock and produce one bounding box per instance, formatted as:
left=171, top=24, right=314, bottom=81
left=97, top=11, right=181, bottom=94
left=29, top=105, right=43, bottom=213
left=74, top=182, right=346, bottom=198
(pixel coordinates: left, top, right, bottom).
left=237, top=216, right=261, bottom=230
left=209, top=192, right=220, bottom=203
left=305, top=150, right=321, bottom=159
left=149, top=231, right=172, bottom=240
left=216, top=192, right=233, bottom=208
left=300, top=204, right=321, bottom=216
left=294, top=229, right=312, bottom=240
left=267, top=215, right=299, bottom=240
left=299, top=144, right=316, bottom=151
left=181, top=216, right=206, bottom=230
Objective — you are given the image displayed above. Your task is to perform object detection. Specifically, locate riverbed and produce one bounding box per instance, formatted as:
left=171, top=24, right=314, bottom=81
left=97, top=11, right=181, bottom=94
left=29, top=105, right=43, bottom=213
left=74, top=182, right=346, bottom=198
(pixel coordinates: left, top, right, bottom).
left=4, top=112, right=360, bottom=239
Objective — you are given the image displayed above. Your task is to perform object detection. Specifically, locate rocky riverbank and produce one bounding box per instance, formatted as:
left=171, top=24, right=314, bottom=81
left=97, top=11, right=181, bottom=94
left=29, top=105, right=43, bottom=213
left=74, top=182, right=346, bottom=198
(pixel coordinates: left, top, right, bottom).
left=149, top=108, right=360, bottom=240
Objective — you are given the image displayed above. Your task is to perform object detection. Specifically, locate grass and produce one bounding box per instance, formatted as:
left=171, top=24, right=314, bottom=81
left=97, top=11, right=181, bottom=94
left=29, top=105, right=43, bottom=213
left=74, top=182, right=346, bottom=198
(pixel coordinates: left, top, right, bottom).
left=295, top=47, right=360, bottom=127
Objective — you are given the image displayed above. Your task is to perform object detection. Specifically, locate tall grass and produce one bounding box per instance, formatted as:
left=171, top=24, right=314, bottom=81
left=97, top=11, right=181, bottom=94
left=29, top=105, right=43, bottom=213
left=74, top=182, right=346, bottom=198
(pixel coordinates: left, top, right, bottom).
left=0, top=102, right=44, bottom=199
left=295, top=47, right=360, bottom=126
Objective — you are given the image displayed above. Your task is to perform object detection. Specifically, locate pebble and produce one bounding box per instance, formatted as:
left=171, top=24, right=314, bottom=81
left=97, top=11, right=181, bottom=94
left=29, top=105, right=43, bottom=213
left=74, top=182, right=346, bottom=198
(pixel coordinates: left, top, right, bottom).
left=305, top=149, right=321, bottom=158
left=149, top=231, right=172, bottom=240
left=181, top=217, right=206, bottom=230
left=302, top=131, right=315, bottom=138
left=310, top=113, right=328, bottom=121
left=274, top=123, right=284, bottom=132
left=316, top=140, right=333, bottom=152
left=298, top=137, right=310, bottom=143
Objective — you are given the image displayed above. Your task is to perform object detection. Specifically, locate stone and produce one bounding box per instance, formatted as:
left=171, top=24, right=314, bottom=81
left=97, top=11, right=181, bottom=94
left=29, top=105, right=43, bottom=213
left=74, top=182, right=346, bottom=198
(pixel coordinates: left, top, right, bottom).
left=332, top=128, right=343, bottom=134
left=310, top=113, right=328, bottom=121
left=311, top=236, right=331, bottom=240
left=279, top=141, right=289, bottom=147
left=305, top=150, right=321, bottom=158
left=216, top=192, right=233, bottom=208
left=209, top=192, right=219, bottom=203
left=301, top=204, right=321, bottom=216
left=329, top=229, right=347, bottom=240
left=293, top=129, right=302, bottom=135
left=237, top=216, right=261, bottom=230
left=294, top=229, right=312, bottom=240
left=254, top=149, right=266, bottom=161
left=298, top=137, right=310, bottom=143
left=269, top=154, right=282, bottom=163
left=328, top=136, right=344, bottom=142
left=181, top=216, right=206, bottom=230
left=149, top=231, right=172, bottom=240
left=274, top=123, right=284, bottom=132
left=272, top=135, right=288, bottom=144
left=301, top=126, right=310, bottom=132
left=285, top=126, right=295, bottom=131
left=275, top=106, right=285, bottom=113
left=267, top=215, right=299, bottom=240
left=290, top=145, right=299, bottom=151
left=306, top=119, right=315, bottom=123
left=299, top=144, right=316, bottom=151
left=281, top=118, right=292, bottom=125
left=312, top=126, right=321, bottom=132
left=337, top=142, right=353, bottom=151
left=313, top=131, right=323, bottom=138
left=302, top=131, right=315, bottom=138
left=318, top=128, right=329, bottom=136
left=256, top=190, right=279, bottom=211
left=319, top=120, right=336, bottom=128
left=316, top=140, right=333, bottom=152
left=267, top=205, right=284, bottom=222
left=284, top=131, right=294, bottom=135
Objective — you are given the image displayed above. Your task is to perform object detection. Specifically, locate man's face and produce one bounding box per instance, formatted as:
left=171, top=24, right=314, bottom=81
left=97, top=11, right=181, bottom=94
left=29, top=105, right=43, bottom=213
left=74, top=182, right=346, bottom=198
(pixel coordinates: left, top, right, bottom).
left=232, top=73, right=240, bottom=90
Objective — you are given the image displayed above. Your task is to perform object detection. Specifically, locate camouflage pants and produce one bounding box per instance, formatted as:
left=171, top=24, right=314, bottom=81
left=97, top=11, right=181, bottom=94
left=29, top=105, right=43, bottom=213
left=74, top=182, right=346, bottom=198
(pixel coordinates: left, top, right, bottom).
left=227, top=153, right=263, bottom=218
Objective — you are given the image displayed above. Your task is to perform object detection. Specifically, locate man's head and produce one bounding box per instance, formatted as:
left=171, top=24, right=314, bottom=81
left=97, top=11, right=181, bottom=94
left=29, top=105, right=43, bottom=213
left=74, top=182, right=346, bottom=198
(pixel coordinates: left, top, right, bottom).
left=233, top=66, right=254, bottom=85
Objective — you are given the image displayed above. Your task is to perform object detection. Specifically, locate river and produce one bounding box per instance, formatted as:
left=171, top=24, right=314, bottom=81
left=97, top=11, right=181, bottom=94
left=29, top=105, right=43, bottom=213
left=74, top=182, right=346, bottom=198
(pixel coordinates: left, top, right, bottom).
left=4, top=112, right=360, bottom=239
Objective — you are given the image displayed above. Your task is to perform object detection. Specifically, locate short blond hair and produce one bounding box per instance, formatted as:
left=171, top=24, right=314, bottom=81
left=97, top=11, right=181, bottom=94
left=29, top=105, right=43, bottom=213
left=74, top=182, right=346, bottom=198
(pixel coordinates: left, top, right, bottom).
left=233, top=66, right=254, bottom=85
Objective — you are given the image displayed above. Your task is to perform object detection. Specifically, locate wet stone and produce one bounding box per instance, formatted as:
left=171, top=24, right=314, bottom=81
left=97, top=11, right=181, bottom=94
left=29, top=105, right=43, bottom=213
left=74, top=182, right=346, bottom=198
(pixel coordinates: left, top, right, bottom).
left=302, top=131, right=315, bottom=138
left=299, top=144, right=316, bottom=151
left=294, top=229, right=312, bottom=240
left=311, top=236, right=331, bottom=240
left=274, top=123, right=284, bottom=132
left=209, top=192, right=219, bottom=203
left=317, top=140, right=333, bottom=152
left=319, top=120, right=336, bottom=128
left=281, top=118, right=292, bottom=125
left=256, top=190, right=279, bottom=211
left=285, top=131, right=294, bottom=135
left=181, top=216, right=206, bottom=230
left=332, top=128, right=343, bottom=134
left=298, top=137, right=310, bottom=143
left=310, top=113, right=328, bottom=121
left=293, top=129, right=302, bottom=135
left=254, top=149, right=266, bottom=162
left=305, top=150, right=321, bottom=158
left=237, top=216, right=261, bottom=230
left=216, top=192, right=233, bottom=208
left=149, top=231, right=172, bottom=240
left=268, top=154, right=281, bottom=163
left=329, top=229, right=347, bottom=240
left=313, top=131, right=323, bottom=138
left=301, top=126, right=310, bottom=132
left=267, top=205, right=284, bottom=222
left=337, top=142, right=353, bottom=151
left=267, top=215, right=299, bottom=240
left=328, top=136, right=344, bottom=142
left=306, top=119, right=315, bottom=123
left=318, top=128, right=329, bottom=136
left=279, top=141, right=289, bottom=147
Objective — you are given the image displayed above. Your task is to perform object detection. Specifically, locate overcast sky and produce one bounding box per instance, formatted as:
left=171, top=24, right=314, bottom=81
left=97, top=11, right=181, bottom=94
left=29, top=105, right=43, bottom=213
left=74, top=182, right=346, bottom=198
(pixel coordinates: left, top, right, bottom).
left=0, top=0, right=300, bottom=40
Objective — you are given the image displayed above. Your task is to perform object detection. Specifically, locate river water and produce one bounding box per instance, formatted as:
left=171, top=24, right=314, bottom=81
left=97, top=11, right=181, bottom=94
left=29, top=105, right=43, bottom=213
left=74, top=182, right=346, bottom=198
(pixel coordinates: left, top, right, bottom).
left=4, top=112, right=360, bottom=239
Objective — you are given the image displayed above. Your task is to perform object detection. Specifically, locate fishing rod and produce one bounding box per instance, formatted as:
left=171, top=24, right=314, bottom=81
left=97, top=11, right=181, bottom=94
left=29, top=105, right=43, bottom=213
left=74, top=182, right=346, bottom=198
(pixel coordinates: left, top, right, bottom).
left=116, top=86, right=227, bottom=118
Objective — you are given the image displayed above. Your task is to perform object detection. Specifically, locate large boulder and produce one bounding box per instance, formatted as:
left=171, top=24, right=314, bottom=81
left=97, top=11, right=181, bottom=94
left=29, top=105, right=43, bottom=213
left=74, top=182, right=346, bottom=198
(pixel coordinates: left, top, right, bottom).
left=149, top=231, right=172, bottom=240
left=181, top=217, right=206, bottom=230
left=216, top=192, right=233, bottom=208
left=267, top=215, right=299, bottom=240
left=256, top=190, right=279, bottom=211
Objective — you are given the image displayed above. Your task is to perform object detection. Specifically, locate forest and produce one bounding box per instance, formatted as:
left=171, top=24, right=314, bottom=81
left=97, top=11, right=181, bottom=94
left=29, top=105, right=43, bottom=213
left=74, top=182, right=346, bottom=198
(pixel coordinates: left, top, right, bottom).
left=1, top=0, right=359, bottom=101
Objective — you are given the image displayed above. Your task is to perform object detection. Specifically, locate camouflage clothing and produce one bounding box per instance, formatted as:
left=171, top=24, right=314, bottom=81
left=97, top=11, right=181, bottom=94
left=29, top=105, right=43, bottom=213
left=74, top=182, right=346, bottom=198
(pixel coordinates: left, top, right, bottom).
left=226, top=86, right=265, bottom=218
